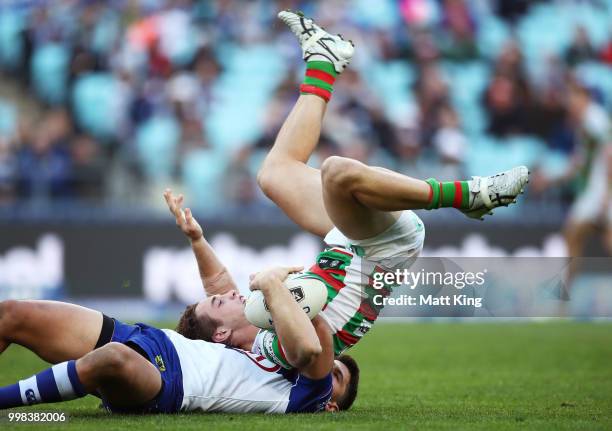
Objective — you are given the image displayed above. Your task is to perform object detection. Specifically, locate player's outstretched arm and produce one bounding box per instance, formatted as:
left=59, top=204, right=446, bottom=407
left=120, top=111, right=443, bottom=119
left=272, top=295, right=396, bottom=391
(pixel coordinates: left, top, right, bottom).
left=164, top=189, right=237, bottom=296
left=249, top=266, right=322, bottom=369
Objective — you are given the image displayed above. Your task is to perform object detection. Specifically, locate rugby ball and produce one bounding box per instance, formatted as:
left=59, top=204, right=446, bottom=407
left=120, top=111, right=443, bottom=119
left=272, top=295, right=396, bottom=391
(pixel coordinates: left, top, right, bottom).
left=245, top=273, right=327, bottom=329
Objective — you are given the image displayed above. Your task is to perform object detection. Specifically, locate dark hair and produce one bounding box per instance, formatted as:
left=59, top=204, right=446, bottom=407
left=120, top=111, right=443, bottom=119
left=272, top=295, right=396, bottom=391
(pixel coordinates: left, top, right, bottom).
left=336, top=354, right=360, bottom=411
left=176, top=303, right=221, bottom=342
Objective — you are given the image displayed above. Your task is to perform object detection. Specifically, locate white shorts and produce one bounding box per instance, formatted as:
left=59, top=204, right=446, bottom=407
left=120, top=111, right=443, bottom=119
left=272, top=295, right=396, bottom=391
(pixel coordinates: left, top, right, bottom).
left=323, top=210, right=426, bottom=266
left=569, top=184, right=612, bottom=225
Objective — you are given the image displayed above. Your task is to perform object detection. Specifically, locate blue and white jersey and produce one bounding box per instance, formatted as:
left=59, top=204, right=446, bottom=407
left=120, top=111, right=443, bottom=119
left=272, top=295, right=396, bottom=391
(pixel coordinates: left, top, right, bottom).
left=162, top=329, right=332, bottom=414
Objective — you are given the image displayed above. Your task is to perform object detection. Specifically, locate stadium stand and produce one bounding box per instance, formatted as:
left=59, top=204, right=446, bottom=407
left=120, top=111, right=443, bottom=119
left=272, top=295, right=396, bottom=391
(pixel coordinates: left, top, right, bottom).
left=0, top=0, right=610, bottom=220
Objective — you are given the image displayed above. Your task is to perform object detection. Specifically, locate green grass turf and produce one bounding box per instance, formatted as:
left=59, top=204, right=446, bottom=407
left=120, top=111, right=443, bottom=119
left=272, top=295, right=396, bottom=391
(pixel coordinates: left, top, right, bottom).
left=1, top=322, right=611, bottom=430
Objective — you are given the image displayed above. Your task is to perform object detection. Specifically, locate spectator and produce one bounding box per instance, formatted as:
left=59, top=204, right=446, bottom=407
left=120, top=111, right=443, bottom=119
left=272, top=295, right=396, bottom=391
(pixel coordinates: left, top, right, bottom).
left=483, top=73, right=528, bottom=137
left=414, top=62, right=449, bottom=145
left=440, top=0, right=479, bottom=61
left=16, top=111, right=73, bottom=200
left=70, top=135, right=105, bottom=200
left=0, top=136, right=16, bottom=203
left=433, top=103, right=467, bottom=169
left=565, top=27, right=596, bottom=66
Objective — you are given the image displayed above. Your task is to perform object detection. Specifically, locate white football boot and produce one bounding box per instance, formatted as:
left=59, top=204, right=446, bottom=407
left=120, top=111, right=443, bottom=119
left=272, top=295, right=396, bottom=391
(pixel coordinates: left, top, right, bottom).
left=462, top=166, right=530, bottom=220
left=278, top=10, right=354, bottom=74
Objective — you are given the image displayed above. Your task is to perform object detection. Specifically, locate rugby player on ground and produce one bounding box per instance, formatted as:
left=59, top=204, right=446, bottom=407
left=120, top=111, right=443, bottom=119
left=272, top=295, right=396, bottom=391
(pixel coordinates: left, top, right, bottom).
left=167, top=11, right=530, bottom=368
left=0, top=266, right=357, bottom=413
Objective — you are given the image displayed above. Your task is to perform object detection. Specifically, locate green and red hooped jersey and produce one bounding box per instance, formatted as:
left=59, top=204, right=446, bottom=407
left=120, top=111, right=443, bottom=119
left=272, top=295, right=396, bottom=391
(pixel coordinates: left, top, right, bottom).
left=252, top=246, right=393, bottom=369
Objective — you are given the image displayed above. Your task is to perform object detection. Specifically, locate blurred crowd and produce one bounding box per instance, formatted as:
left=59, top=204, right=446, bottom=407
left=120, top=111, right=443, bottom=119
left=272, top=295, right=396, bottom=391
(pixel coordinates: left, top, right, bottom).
left=0, top=0, right=611, bottom=215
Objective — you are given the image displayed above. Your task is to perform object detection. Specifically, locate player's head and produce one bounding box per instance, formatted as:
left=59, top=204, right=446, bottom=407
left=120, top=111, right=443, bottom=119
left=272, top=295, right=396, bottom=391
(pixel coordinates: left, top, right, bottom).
left=326, top=355, right=360, bottom=412
left=176, top=290, right=251, bottom=344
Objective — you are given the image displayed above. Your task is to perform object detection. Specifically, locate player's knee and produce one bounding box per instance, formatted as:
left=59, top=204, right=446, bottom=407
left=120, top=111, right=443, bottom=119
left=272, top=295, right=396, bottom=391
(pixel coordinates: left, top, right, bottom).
left=0, top=300, right=25, bottom=337
left=257, top=157, right=285, bottom=197
left=92, top=342, right=134, bottom=377
left=256, top=162, right=274, bottom=196
left=321, top=156, right=364, bottom=192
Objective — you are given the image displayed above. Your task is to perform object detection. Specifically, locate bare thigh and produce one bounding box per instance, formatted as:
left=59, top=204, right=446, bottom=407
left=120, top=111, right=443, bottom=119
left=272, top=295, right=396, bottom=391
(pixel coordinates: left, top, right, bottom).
left=259, top=160, right=334, bottom=238
left=1, top=300, right=103, bottom=364
left=321, top=159, right=400, bottom=240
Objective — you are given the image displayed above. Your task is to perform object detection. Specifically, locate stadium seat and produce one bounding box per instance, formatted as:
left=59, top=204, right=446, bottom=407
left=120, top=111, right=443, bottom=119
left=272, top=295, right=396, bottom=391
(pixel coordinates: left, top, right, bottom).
left=31, top=43, right=69, bottom=105
left=353, top=0, right=401, bottom=29
left=477, top=14, right=511, bottom=60
left=365, top=60, right=415, bottom=123
left=0, top=9, right=24, bottom=69
left=466, top=135, right=545, bottom=176
left=575, top=62, right=612, bottom=109
left=538, top=149, right=571, bottom=179
left=72, top=73, right=124, bottom=141
left=518, top=2, right=612, bottom=79
left=91, top=11, right=121, bottom=57
left=181, top=148, right=228, bottom=212
left=135, top=116, right=180, bottom=181
left=206, top=44, right=287, bottom=151
left=0, top=98, right=17, bottom=137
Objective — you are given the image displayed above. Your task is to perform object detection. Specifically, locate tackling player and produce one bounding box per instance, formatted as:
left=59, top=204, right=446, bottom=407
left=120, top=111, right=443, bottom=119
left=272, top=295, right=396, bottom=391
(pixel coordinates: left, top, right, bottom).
left=168, top=11, right=530, bottom=368
left=0, top=267, right=358, bottom=413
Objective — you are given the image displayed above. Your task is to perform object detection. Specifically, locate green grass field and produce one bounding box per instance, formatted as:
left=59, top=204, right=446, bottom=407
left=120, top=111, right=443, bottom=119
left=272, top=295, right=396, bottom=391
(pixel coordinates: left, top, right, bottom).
left=1, top=322, right=611, bottom=430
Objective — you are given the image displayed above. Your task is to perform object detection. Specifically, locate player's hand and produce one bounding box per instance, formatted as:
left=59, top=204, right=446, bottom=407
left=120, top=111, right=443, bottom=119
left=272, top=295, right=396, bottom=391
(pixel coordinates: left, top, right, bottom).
left=163, top=188, right=203, bottom=242
left=249, top=266, right=304, bottom=293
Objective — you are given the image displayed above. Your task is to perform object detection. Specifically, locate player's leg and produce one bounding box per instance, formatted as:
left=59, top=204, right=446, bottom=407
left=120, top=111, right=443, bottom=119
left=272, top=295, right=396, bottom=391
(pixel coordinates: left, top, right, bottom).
left=320, top=156, right=529, bottom=240
left=257, top=11, right=354, bottom=237
left=320, top=157, right=424, bottom=239
left=563, top=220, right=595, bottom=292
left=258, top=95, right=333, bottom=237
left=605, top=204, right=612, bottom=255
left=0, top=300, right=104, bottom=363
left=605, top=226, right=612, bottom=255
left=0, top=342, right=161, bottom=410
left=76, top=342, right=162, bottom=409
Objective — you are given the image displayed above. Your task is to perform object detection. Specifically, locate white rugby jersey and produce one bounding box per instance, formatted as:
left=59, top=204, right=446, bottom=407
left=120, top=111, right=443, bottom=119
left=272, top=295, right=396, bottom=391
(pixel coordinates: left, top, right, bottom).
left=162, top=329, right=332, bottom=414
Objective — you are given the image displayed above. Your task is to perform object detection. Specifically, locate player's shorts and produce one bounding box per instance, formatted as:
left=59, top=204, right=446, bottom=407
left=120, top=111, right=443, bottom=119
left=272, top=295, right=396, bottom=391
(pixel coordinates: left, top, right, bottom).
left=323, top=210, right=425, bottom=264
left=568, top=181, right=612, bottom=225
left=102, top=319, right=184, bottom=414
left=314, top=210, right=425, bottom=353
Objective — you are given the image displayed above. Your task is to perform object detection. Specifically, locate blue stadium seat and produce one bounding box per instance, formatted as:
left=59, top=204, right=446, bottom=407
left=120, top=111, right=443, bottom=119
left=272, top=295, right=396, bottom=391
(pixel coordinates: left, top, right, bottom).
left=366, top=60, right=415, bottom=122
left=91, top=11, right=120, bottom=57
left=31, top=43, right=69, bottom=105
left=538, top=149, right=571, bottom=179
left=571, top=2, right=612, bottom=48
left=206, top=44, right=287, bottom=151
left=518, top=2, right=612, bottom=79
left=0, top=10, right=24, bottom=69
left=477, top=14, right=511, bottom=60
left=575, top=62, right=612, bottom=109
left=181, top=148, right=227, bottom=212
left=136, top=116, right=180, bottom=181
left=466, top=135, right=545, bottom=175
left=353, top=0, right=401, bottom=29
left=0, top=98, right=17, bottom=137
left=72, top=73, right=122, bottom=141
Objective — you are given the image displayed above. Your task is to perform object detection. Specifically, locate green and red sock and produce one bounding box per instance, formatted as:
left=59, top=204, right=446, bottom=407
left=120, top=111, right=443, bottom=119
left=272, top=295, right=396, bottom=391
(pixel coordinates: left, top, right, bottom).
left=300, top=61, right=337, bottom=102
left=425, top=178, right=470, bottom=210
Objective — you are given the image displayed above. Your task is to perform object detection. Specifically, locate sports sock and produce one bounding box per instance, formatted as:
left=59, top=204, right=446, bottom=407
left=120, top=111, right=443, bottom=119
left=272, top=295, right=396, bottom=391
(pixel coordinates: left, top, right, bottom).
left=0, top=360, right=87, bottom=409
left=300, top=61, right=337, bottom=102
left=425, top=178, right=470, bottom=210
